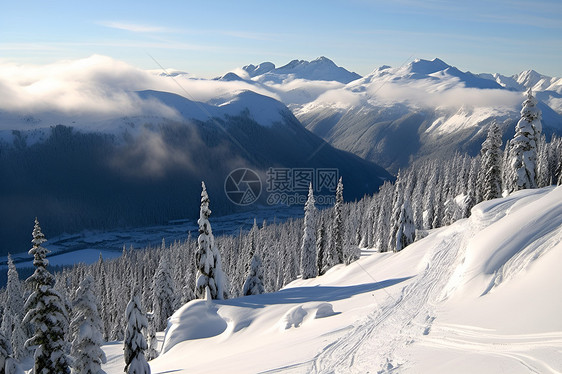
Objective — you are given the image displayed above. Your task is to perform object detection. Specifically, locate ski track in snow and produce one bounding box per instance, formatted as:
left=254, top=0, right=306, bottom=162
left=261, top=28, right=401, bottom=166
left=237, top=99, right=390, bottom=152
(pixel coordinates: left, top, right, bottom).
left=308, top=189, right=561, bottom=374
left=420, top=324, right=562, bottom=374
left=308, top=226, right=469, bottom=374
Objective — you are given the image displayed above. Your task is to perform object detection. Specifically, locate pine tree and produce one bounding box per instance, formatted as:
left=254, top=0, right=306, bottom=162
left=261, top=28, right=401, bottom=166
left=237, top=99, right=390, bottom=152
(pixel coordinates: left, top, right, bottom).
left=23, top=218, right=71, bottom=374
left=333, top=177, right=344, bottom=264
left=300, top=183, right=318, bottom=279
left=70, top=275, right=106, bottom=374
left=195, top=182, right=226, bottom=300
left=9, top=320, right=26, bottom=362
left=242, top=254, right=265, bottom=296
left=389, top=172, right=405, bottom=251
left=480, top=122, right=503, bottom=201
left=316, top=216, right=327, bottom=275
left=145, top=316, right=158, bottom=361
left=394, top=200, right=415, bottom=252
left=0, top=329, right=12, bottom=374
left=152, top=256, right=176, bottom=331
left=124, top=289, right=150, bottom=374
left=507, top=89, right=542, bottom=192
left=5, top=255, right=24, bottom=320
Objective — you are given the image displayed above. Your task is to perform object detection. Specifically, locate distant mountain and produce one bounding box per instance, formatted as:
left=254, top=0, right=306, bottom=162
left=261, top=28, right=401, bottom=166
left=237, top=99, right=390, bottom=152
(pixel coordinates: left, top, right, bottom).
left=294, top=58, right=562, bottom=172
left=241, top=57, right=361, bottom=84
left=0, top=89, right=391, bottom=256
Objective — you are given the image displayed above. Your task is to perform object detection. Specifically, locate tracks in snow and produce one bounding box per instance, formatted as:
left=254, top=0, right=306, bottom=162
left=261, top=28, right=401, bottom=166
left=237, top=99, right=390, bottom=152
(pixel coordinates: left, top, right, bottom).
left=309, top=227, right=469, bottom=374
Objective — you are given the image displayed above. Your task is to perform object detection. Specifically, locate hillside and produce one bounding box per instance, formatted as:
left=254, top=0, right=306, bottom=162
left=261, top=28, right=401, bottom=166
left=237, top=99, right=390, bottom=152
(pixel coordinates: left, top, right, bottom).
left=102, top=186, right=562, bottom=373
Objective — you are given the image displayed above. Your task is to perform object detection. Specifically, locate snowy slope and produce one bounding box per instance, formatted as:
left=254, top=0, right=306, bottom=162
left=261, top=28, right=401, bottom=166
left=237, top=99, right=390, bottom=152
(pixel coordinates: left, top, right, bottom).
left=102, top=186, right=562, bottom=373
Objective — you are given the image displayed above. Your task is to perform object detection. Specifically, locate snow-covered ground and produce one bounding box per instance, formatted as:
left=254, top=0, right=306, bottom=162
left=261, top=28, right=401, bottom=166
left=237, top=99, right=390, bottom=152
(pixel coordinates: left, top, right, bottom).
left=101, top=186, right=562, bottom=373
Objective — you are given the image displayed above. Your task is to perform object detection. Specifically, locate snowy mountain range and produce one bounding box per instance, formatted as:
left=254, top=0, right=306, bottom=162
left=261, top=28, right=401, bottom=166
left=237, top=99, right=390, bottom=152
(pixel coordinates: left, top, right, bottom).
left=286, top=58, right=562, bottom=172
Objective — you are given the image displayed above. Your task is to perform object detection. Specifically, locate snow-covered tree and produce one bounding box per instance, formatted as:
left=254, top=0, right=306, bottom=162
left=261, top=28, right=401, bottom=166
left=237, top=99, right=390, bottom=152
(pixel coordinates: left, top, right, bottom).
left=389, top=172, right=405, bottom=251
left=195, top=182, right=226, bottom=300
left=124, top=289, right=150, bottom=374
left=480, top=123, right=503, bottom=201
left=9, top=320, right=26, bottom=362
left=145, top=315, right=158, bottom=361
left=332, top=177, right=344, bottom=264
left=300, top=183, right=317, bottom=279
left=394, top=199, right=415, bottom=252
left=242, top=254, right=265, bottom=296
left=152, top=256, right=176, bottom=331
left=0, top=329, right=12, bottom=374
left=316, top=217, right=327, bottom=275
left=506, top=89, right=542, bottom=192
left=5, top=255, right=24, bottom=320
left=23, top=218, right=71, bottom=374
left=70, top=275, right=106, bottom=374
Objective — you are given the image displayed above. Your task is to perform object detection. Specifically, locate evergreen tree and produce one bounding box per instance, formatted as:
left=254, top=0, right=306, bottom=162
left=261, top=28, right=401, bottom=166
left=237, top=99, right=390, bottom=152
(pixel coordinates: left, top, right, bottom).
left=195, top=182, right=226, bottom=300
left=316, top=216, right=327, bottom=275
left=300, top=183, right=318, bottom=279
left=0, top=329, right=11, bottom=374
left=70, top=275, right=106, bottom=374
left=152, top=256, right=176, bottom=331
left=23, top=218, right=71, bottom=374
left=389, top=172, right=405, bottom=251
left=145, top=316, right=158, bottom=361
left=9, top=320, right=26, bottom=362
left=242, top=254, right=265, bottom=296
left=5, top=255, right=24, bottom=321
left=394, top=200, right=415, bottom=252
left=480, top=122, right=503, bottom=201
left=124, top=289, right=150, bottom=374
left=507, top=89, right=542, bottom=192
left=333, top=177, right=344, bottom=264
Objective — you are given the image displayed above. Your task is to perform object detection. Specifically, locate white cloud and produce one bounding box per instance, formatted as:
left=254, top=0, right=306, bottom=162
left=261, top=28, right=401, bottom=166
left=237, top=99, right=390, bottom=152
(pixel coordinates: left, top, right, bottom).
left=0, top=55, right=281, bottom=130
left=98, top=21, right=174, bottom=33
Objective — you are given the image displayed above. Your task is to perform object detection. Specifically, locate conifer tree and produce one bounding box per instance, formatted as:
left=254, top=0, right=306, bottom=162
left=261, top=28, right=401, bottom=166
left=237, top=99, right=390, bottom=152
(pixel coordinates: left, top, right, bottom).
left=145, top=316, right=158, bottom=361
left=23, top=218, right=71, bottom=374
left=389, top=172, right=405, bottom=251
left=5, top=255, right=24, bottom=321
left=394, top=200, right=415, bottom=252
left=507, top=89, right=542, bottom=192
left=70, top=275, right=106, bottom=374
left=316, top=216, right=327, bottom=275
left=0, top=329, right=11, bottom=374
left=480, top=122, right=503, bottom=201
left=333, top=177, right=344, bottom=264
left=124, top=289, right=150, bottom=374
left=152, top=256, right=176, bottom=331
left=242, top=254, right=265, bottom=296
left=300, top=183, right=318, bottom=279
left=195, top=182, right=226, bottom=300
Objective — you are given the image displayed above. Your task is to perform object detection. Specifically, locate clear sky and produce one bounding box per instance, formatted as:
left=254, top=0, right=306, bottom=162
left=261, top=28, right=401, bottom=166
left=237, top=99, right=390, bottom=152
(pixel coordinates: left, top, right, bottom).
left=1, top=0, right=561, bottom=77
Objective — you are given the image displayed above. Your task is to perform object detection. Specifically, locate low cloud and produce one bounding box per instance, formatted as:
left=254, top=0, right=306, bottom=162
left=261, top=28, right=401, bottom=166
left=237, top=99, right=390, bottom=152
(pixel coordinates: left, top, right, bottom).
left=366, top=76, right=522, bottom=110
left=0, top=55, right=277, bottom=130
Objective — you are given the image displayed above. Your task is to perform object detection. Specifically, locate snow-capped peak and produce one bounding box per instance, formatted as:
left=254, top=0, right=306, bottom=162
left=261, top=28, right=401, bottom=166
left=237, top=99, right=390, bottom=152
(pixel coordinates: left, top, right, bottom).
left=243, top=57, right=361, bottom=84
left=405, top=57, right=451, bottom=75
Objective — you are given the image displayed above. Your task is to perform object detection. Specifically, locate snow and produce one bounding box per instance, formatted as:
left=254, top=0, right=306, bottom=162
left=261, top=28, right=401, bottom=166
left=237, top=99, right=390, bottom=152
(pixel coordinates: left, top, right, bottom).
left=101, top=186, right=562, bottom=373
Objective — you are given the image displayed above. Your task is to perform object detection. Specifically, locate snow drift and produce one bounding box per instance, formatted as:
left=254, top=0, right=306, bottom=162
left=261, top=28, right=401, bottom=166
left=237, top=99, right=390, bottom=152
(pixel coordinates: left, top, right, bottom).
left=126, top=186, right=562, bottom=374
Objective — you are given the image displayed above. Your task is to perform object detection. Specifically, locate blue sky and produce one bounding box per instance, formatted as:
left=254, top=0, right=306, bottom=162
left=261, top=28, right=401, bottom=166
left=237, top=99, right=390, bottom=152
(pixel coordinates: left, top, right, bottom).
left=1, top=0, right=561, bottom=77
